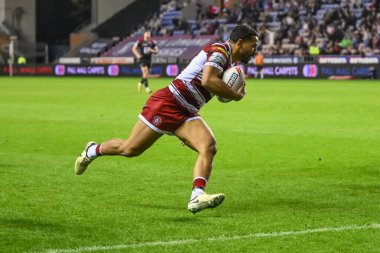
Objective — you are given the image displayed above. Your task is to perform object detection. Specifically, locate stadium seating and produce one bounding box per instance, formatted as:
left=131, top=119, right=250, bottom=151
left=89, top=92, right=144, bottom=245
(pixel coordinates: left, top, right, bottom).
left=63, top=0, right=379, bottom=60
left=160, top=10, right=182, bottom=30
left=92, top=0, right=160, bottom=38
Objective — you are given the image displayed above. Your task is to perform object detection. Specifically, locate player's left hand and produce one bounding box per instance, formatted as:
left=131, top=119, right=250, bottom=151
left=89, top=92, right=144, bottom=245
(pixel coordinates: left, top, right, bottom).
left=237, top=81, right=246, bottom=98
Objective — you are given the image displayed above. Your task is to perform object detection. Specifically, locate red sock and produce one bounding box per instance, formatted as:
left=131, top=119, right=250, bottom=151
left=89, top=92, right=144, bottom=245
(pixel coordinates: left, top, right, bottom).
left=193, top=177, right=207, bottom=189
left=95, top=144, right=102, bottom=156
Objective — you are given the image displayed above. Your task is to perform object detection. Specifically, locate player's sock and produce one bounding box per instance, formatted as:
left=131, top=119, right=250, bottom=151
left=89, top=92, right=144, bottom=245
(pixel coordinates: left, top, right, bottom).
left=190, top=187, right=205, bottom=200
left=190, top=177, right=207, bottom=200
left=142, top=78, right=148, bottom=87
left=87, top=144, right=102, bottom=158
left=141, top=78, right=152, bottom=93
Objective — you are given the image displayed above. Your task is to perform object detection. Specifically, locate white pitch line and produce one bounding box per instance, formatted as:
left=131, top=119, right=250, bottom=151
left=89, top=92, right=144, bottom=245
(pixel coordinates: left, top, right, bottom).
left=44, top=223, right=380, bottom=253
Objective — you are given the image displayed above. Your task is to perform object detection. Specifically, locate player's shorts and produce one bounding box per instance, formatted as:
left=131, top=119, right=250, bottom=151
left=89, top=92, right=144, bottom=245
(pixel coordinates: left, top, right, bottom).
left=257, top=65, right=263, bottom=71
left=139, top=87, right=200, bottom=135
left=139, top=59, right=151, bottom=68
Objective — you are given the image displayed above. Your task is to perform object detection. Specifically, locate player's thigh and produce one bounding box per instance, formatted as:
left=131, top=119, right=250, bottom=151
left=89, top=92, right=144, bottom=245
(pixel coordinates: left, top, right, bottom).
left=123, top=119, right=162, bottom=152
left=140, top=65, right=149, bottom=76
left=174, top=118, right=216, bottom=153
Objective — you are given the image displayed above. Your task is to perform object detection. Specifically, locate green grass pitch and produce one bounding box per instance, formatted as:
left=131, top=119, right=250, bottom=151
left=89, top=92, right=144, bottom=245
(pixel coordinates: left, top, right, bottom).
left=1, top=77, right=379, bottom=252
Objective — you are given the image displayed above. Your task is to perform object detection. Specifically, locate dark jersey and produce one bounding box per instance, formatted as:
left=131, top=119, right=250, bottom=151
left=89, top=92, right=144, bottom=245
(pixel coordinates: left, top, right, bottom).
left=134, top=39, right=157, bottom=61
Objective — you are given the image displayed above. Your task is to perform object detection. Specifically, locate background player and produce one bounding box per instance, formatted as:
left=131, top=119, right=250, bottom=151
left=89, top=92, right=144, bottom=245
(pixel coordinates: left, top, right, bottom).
left=75, top=24, right=259, bottom=214
left=255, top=51, right=264, bottom=79
left=132, top=31, right=158, bottom=94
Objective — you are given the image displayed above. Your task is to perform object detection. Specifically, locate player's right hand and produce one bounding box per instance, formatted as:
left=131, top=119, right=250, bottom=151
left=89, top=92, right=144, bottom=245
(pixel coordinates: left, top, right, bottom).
left=234, top=82, right=246, bottom=101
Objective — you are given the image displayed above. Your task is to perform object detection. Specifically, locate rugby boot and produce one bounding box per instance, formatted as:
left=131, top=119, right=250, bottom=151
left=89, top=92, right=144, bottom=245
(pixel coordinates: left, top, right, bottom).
left=188, top=192, right=225, bottom=214
left=75, top=141, right=97, bottom=175
left=137, top=82, right=142, bottom=93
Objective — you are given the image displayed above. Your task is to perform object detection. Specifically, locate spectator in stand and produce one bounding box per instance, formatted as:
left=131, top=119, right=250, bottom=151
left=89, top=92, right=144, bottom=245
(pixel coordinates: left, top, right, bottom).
left=195, top=0, right=202, bottom=20
left=218, top=24, right=231, bottom=41
left=17, top=55, right=27, bottom=64
left=206, top=4, right=220, bottom=18
left=142, top=0, right=379, bottom=56
left=308, top=38, right=320, bottom=56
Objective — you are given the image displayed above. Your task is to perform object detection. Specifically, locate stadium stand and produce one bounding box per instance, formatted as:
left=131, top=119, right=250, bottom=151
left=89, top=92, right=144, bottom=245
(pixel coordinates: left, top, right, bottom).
left=59, top=0, right=160, bottom=61
left=0, top=21, right=13, bottom=36
left=102, top=34, right=218, bottom=64
left=62, top=0, right=379, bottom=63
left=160, top=10, right=182, bottom=32
left=137, top=0, right=380, bottom=57
left=62, top=36, right=117, bottom=63
left=93, top=0, right=160, bottom=38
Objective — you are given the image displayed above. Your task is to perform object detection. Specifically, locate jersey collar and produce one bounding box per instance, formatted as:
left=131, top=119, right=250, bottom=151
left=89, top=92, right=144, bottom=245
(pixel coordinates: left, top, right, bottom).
left=226, top=41, right=233, bottom=65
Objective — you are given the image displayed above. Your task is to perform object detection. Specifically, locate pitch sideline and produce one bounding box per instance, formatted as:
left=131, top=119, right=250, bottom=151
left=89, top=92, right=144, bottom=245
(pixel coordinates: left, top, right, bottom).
left=44, top=223, right=380, bottom=253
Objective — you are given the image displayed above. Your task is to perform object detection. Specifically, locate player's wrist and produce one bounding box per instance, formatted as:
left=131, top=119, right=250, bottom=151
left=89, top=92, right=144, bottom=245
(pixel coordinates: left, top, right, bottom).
left=232, top=92, right=244, bottom=101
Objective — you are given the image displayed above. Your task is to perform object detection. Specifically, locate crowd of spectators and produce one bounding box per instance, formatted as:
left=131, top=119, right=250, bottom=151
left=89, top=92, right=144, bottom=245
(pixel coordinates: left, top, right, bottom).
left=140, top=0, right=380, bottom=56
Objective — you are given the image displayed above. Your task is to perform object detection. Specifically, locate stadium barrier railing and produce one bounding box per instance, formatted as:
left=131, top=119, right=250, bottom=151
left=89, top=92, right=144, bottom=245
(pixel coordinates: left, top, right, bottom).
left=0, top=55, right=379, bottom=79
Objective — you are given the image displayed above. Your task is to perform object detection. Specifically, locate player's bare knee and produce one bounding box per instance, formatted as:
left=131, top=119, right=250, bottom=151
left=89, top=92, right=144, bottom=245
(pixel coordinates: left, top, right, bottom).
left=200, top=140, right=217, bottom=156
left=210, top=142, right=217, bottom=156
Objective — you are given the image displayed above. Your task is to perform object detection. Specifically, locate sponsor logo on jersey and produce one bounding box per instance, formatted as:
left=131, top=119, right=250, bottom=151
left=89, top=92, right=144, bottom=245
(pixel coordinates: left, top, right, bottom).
left=208, top=52, right=227, bottom=67
left=226, top=73, right=239, bottom=87
left=152, top=115, right=162, bottom=126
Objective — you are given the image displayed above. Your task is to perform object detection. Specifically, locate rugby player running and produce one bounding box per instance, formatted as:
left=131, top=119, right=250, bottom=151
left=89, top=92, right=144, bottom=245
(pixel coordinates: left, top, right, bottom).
left=75, top=24, right=259, bottom=214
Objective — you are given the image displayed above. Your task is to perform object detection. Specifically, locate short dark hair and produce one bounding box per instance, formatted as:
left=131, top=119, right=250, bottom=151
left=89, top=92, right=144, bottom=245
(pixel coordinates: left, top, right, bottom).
left=229, top=24, right=258, bottom=42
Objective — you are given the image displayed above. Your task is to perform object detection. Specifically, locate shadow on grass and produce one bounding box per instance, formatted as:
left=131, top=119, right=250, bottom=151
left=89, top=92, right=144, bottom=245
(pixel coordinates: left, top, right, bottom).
left=1, top=217, right=88, bottom=233
left=134, top=202, right=180, bottom=211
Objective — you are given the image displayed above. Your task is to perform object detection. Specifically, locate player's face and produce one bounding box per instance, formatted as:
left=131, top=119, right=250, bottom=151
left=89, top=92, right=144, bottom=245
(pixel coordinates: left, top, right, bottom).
left=144, top=32, right=151, bottom=41
left=240, top=36, right=259, bottom=64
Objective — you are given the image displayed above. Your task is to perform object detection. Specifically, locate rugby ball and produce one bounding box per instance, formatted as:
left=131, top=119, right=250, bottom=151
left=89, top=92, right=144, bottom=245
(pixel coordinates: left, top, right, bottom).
left=217, top=66, right=245, bottom=103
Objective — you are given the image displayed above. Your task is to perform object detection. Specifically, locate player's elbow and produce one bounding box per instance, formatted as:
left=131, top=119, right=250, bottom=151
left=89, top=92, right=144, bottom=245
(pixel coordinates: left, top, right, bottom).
left=201, top=76, right=212, bottom=88
left=201, top=79, right=208, bottom=88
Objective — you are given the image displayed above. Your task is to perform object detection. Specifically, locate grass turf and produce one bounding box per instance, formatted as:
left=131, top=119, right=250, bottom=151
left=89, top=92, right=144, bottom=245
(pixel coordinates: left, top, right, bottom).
left=0, top=77, right=379, bottom=252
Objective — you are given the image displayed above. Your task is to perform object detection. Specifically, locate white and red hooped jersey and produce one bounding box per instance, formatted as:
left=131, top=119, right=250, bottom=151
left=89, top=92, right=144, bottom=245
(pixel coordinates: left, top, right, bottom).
left=169, top=42, right=233, bottom=113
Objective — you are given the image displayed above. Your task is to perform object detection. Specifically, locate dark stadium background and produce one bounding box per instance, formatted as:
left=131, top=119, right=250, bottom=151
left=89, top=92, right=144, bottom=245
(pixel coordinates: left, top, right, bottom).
left=1, top=1, right=380, bottom=252
left=0, top=0, right=379, bottom=78
left=36, top=0, right=91, bottom=60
